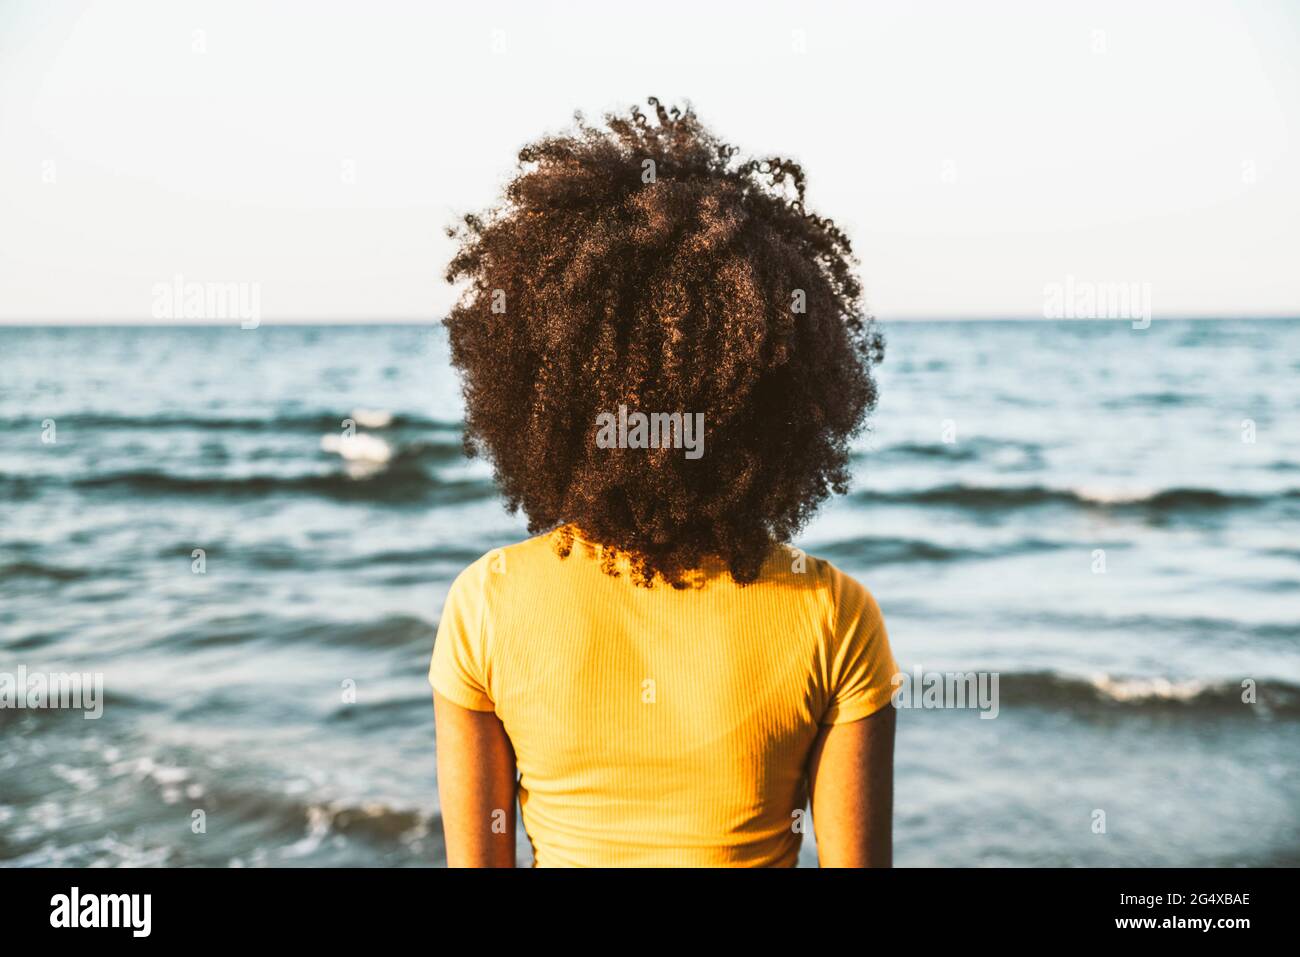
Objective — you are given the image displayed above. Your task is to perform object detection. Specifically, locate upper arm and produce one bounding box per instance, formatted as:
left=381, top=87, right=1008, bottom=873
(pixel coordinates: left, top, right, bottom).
left=429, top=558, right=516, bottom=866
left=806, top=702, right=896, bottom=867
left=807, top=565, right=897, bottom=866
left=433, top=690, right=518, bottom=867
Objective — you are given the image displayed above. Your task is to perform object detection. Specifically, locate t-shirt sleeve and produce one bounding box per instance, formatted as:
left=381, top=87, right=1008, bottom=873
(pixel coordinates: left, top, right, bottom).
left=428, top=561, right=496, bottom=712
left=820, top=568, right=898, bottom=726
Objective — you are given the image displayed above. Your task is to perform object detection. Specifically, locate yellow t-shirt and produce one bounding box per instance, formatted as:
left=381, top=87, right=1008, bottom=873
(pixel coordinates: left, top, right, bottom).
left=428, top=528, right=897, bottom=867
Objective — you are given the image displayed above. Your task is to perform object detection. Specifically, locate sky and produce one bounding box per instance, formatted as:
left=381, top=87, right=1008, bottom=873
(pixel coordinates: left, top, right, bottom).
left=1, top=0, right=1298, bottom=323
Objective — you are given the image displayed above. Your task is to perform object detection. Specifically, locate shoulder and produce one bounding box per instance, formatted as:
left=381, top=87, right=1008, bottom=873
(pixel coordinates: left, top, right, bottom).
left=772, top=547, right=883, bottom=633
left=820, top=558, right=881, bottom=620
left=445, top=532, right=558, bottom=602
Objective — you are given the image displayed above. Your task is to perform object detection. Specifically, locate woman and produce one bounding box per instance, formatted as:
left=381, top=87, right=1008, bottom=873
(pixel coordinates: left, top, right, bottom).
left=431, top=98, right=897, bottom=867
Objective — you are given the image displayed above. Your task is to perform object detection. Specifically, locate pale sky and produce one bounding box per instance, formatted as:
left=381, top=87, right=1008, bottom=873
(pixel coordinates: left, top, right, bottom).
left=1, top=0, right=1298, bottom=323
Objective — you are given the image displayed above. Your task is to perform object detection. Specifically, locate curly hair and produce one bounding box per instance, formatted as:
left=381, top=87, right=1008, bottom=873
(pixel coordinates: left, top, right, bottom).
left=444, top=98, right=883, bottom=586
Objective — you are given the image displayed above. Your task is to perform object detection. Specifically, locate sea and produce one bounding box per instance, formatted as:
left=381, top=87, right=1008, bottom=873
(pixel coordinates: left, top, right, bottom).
left=1, top=318, right=1297, bottom=867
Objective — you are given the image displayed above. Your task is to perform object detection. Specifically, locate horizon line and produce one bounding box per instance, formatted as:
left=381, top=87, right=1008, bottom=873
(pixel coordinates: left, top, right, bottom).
left=2, top=314, right=1299, bottom=328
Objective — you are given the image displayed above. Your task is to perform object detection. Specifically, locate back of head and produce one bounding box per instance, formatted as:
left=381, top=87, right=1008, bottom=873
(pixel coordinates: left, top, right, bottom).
left=445, top=98, right=883, bottom=586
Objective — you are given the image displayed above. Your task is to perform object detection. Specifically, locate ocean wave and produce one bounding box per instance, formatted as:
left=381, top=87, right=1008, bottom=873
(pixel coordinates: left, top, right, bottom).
left=0, top=740, right=438, bottom=865
left=161, top=612, right=437, bottom=651
left=0, top=689, right=155, bottom=731
left=1099, top=391, right=1189, bottom=409
left=13, top=743, right=437, bottom=862
left=62, top=443, right=488, bottom=505
left=326, top=694, right=433, bottom=731
left=0, top=476, right=42, bottom=500
left=896, top=607, right=1299, bottom=645
left=864, top=437, right=1046, bottom=464
left=812, top=535, right=1063, bottom=566
left=329, top=544, right=493, bottom=569
left=994, top=671, right=1300, bottom=717
left=856, top=483, right=1298, bottom=512
left=110, top=748, right=437, bottom=853
left=189, top=785, right=435, bottom=860
left=0, top=411, right=461, bottom=433
left=0, top=560, right=90, bottom=582
left=152, top=542, right=489, bottom=573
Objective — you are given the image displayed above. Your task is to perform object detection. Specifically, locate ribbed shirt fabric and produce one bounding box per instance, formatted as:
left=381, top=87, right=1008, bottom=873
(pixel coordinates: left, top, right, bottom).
left=429, top=528, right=897, bottom=867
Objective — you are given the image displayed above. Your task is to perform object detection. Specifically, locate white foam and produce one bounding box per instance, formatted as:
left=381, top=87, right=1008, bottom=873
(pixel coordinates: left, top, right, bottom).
left=351, top=408, right=393, bottom=429
left=1089, top=674, right=1208, bottom=702
left=320, top=432, right=392, bottom=464
left=1072, top=485, right=1156, bottom=505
